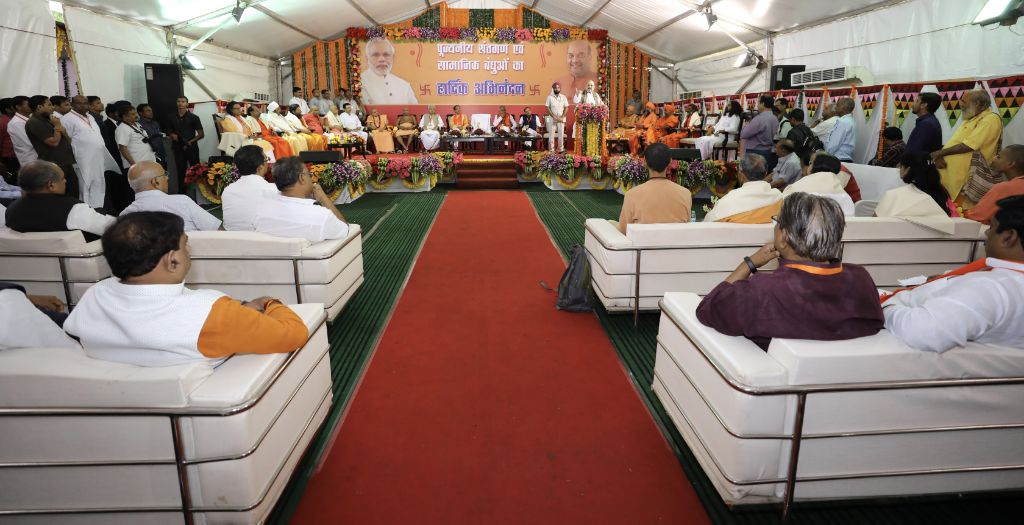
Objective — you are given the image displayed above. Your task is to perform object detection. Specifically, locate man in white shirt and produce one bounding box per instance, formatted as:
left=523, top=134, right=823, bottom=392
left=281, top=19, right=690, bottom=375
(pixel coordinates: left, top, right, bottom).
left=114, top=104, right=156, bottom=169
left=288, top=87, right=310, bottom=115
left=4, top=161, right=114, bottom=242
left=260, top=103, right=307, bottom=154
left=253, top=157, right=349, bottom=242
left=418, top=105, right=445, bottom=151
left=7, top=96, right=38, bottom=165
left=882, top=195, right=1024, bottom=353
left=360, top=38, right=418, bottom=105
left=824, top=97, right=857, bottom=162
left=339, top=103, right=368, bottom=142
left=61, top=96, right=118, bottom=208
left=309, top=89, right=331, bottom=117
left=546, top=83, right=569, bottom=153
left=782, top=153, right=856, bottom=216
left=572, top=80, right=603, bottom=106
left=120, top=161, right=221, bottom=231
left=811, top=103, right=838, bottom=141
left=769, top=139, right=803, bottom=189
left=704, top=153, right=782, bottom=224
left=221, top=145, right=278, bottom=231
left=336, top=88, right=363, bottom=120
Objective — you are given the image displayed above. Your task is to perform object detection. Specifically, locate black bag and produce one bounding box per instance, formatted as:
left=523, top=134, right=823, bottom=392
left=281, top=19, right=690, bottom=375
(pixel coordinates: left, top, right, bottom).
left=556, top=244, right=594, bottom=312
left=788, top=123, right=821, bottom=161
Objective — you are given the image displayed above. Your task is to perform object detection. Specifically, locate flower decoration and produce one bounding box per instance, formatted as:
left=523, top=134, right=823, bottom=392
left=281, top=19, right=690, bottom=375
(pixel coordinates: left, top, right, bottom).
left=569, top=28, right=587, bottom=40
left=532, top=28, right=551, bottom=41
left=476, top=27, right=496, bottom=41
left=460, top=27, right=479, bottom=41
left=403, top=27, right=422, bottom=39
left=413, top=154, right=444, bottom=182
left=587, top=29, right=608, bottom=40
left=551, top=28, right=571, bottom=41
left=366, top=27, right=385, bottom=40
left=575, top=103, right=609, bottom=124
left=609, top=155, right=649, bottom=186
left=494, top=27, right=517, bottom=42
left=515, top=28, right=533, bottom=41
left=537, top=152, right=574, bottom=179
left=438, top=27, right=459, bottom=40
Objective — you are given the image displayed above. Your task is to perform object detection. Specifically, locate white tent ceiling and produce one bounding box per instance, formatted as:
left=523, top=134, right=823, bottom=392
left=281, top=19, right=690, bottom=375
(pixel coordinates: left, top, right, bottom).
left=60, top=0, right=904, bottom=62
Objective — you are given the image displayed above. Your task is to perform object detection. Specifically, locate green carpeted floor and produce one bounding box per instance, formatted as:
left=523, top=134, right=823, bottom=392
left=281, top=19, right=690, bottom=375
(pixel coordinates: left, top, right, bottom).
left=268, top=189, right=448, bottom=524
left=524, top=184, right=1022, bottom=525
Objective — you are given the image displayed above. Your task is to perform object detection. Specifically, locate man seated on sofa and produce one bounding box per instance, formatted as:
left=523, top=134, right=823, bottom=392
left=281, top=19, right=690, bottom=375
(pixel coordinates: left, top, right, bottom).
left=4, top=160, right=114, bottom=242
left=221, top=145, right=279, bottom=231
left=703, top=153, right=782, bottom=224
left=881, top=195, right=1024, bottom=353
left=782, top=153, right=856, bottom=215
left=252, top=156, right=349, bottom=242
left=0, top=283, right=78, bottom=350
left=64, top=211, right=308, bottom=366
left=697, top=193, right=884, bottom=350
left=120, top=161, right=221, bottom=231
left=616, top=143, right=692, bottom=234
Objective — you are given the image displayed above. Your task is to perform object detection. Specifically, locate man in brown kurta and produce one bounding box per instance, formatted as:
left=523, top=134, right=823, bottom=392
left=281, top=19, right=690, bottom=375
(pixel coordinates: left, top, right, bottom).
left=617, top=143, right=692, bottom=234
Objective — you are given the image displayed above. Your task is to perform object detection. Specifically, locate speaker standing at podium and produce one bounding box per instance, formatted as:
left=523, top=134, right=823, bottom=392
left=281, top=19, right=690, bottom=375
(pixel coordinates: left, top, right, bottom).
left=166, top=96, right=204, bottom=194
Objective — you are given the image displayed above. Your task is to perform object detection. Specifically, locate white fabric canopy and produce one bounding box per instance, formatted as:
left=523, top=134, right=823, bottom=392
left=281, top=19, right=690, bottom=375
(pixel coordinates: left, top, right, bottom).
left=0, top=0, right=59, bottom=96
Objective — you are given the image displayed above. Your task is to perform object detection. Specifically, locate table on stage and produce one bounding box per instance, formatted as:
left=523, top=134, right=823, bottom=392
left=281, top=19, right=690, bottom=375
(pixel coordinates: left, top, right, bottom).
left=442, top=135, right=538, bottom=153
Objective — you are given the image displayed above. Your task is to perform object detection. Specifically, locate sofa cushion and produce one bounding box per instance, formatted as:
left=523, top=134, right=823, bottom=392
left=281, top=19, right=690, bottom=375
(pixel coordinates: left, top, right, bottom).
left=0, top=347, right=213, bottom=408
left=842, top=217, right=982, bottom=240
left=0, top=229, right=99, bottom=255
left=300, top=224, right=362, bottom=258
left=187, top=230, right=309, bottom=257
left=627, top=223, right=773, bottom=248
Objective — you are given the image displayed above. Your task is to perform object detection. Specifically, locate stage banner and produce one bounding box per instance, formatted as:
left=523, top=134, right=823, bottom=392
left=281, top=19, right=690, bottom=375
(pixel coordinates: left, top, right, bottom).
left=778, top=89, right=801, bottom=108
left=743, top=92, right=762, bottom=112
left=827, top=87, right=853, bottom=103
left=986, top=75, right=1024, bottom=126
left=935, top=80, right=979, bottom=128
left=355, top=39, right=601, bottom=106
left=888, top=83, right=923, bottom=127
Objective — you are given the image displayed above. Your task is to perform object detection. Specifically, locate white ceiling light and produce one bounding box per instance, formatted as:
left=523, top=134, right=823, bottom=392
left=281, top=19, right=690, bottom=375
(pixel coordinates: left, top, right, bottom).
left=973, top=0, right=1024, bottom=25
left=231, top=1, right=247, bottom=23
left=733, top=50, right=756, bottom=68
left=179, top=54, right=205, bottom=70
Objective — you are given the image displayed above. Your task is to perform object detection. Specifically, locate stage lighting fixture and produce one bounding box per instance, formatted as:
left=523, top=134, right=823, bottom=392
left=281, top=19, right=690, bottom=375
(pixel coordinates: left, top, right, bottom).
left=973, top=0, right=1024, bottom=26
left=179, top=54, right=205, bottom=70
left=733, top=51, right=756, bottom=68
left=231, top=1, right=247, bottom=23
left=703, top=6, right=717, bottom=30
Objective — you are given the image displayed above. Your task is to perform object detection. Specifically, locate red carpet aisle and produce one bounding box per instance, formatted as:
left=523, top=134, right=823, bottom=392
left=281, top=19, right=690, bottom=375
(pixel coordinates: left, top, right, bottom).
left=291, top=192, right=709, bottom=524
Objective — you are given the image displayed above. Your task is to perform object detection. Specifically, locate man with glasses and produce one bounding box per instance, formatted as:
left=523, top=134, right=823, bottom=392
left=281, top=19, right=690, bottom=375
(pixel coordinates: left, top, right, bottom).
left=119, top=161, right=221, bottom=231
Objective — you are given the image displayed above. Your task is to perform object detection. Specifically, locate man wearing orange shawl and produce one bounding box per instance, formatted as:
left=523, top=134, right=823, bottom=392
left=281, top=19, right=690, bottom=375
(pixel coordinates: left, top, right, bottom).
left=655, top=104, right=681, bottom=147
left=246, top=106, right=292, bottom=159
left=613, top=102, right=641, bottom=155
left=639, top=102, right=659, bottom=150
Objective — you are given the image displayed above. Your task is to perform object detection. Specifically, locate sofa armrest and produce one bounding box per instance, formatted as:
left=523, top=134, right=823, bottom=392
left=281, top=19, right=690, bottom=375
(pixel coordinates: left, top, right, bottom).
left=585, top=218, right=631, bottom=250
left=660, top=292, right=788, bottom=389
left=283, top=303, right=327, bottom=336
left=299, top=224, right=362, bottom=259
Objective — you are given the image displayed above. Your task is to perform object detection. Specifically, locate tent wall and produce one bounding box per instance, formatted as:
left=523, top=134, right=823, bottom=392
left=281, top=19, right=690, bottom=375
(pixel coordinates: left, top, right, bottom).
left=677, top=0, right=1024, bottom=96
left=1, top=0, right=59, bottom=97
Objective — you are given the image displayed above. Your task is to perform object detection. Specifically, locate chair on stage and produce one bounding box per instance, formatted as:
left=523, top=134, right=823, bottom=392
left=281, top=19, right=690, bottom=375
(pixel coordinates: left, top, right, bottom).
left=713, top=115, right=743, bottom=161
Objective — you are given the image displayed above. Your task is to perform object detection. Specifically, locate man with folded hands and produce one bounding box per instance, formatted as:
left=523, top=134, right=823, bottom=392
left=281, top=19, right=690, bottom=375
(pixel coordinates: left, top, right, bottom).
left=881, top=195, right=1024, bottom=353
left=64, top=211, right=308, bottom=366
left=252, top=156, right=349, bottom=242
left=697, top=192, right=884, bottom=350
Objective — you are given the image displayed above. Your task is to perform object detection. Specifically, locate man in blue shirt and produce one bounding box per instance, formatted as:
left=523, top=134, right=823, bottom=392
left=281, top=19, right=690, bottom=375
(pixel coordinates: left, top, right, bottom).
left=824, top=98, right=856, bottom=162
left=741, top=95, right=780, bottom=172
left=905, top=92, right=943, bottom=155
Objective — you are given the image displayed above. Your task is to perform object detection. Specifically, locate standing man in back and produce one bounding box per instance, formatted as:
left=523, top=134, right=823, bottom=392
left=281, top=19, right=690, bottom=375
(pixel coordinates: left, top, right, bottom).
left=741, top=95, right=780, bottom=173
left=546, top=83, right=569, bottom=154
left=824, top=97, right=857, bottom=162
left=905, top=92, right=943, bottom=155
left=167, top=96, right=204, bottom=194
left=24, top=96, right=79, bottom=200
left=616, top=143, right=692, bottom=234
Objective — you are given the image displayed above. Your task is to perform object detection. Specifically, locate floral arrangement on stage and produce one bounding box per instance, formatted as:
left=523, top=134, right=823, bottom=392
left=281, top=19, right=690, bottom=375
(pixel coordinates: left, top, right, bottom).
left=346, top=26, right=607, bottom=43
left=534, top=152, right=604, bottom=189
left=431, top=151, right=463, bottom=178
left=575, top=104, right=610, bottom=124
left=307, top=160, right=371, bottom=201
left=185, top=161, right=244, bottom=204
left=370, top=153, right=462, bottom=189
left=609, top=156, right=739, bottom=195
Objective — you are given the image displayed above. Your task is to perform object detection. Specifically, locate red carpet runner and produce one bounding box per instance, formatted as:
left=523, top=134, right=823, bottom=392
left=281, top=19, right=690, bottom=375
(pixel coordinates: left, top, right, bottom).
left=291, top=192, right=710, bottom=524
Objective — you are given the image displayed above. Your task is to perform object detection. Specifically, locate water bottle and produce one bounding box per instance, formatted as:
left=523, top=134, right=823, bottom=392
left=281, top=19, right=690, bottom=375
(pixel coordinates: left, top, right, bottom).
left=690, top=210, right=697, bottom=223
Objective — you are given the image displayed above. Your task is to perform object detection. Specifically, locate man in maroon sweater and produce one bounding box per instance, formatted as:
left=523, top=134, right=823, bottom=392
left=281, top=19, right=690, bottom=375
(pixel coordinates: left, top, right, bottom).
left=697, top=192, right=884, bottom=350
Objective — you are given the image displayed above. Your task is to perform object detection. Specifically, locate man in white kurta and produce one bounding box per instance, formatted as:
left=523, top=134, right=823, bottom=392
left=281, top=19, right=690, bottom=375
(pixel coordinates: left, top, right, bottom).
left=704, top=154, right=782, bottom=223
left=419, top=106, right=445, bottom=151
left=881, top=197, right=1024, bottom=353
left=7, top=100, right=38, bottom=165
left=288, top=88, right=310, bottom=115
left=360, top=38, right=419, bottom=105
left=875, top=183, right=955, bottom=234
left=61, top=96, right=118, bottom=208
left=260, top=102, right=307, bottom=153
left=221, top=145, right=279, bottom=232
left=546, top=84, right=569, bottom=153
left=339, top=106, right=367, bottom=143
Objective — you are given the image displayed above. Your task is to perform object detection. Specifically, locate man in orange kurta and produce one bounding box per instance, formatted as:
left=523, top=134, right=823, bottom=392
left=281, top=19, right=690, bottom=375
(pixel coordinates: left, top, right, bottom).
left=613, top=103, right=642, bottom=155
left=656, top=104, right=681, bottom=147
left=248, top=106, right=292, bottom=159
left=640, top=102, right=659, bottom=150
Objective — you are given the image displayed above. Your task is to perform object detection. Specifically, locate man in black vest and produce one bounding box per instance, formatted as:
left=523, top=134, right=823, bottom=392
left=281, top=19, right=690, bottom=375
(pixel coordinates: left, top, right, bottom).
left=5, top=161, right=114, bottom=242
left=518, top=106, right=542, bottom=150
left=24, top=96, right=79, bottom=200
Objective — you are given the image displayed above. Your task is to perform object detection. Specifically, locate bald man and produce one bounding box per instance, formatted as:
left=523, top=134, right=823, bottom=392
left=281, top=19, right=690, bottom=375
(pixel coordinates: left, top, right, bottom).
left=554, top=41, right=598, bottom=95
left=119, top=161, right=221, bottom=231
left=61, top=95, right=119, bottom=208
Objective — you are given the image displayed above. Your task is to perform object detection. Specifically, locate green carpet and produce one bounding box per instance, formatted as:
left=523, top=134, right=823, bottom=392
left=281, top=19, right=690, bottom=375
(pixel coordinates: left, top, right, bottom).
left=524, top=185, right=1022, bottom=525
left=268, top=189, right=448, bottom=524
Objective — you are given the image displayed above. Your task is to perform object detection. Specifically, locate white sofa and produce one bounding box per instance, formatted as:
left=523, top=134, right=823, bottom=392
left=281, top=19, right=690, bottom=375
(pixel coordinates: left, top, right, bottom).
left=186, top=226, right=364, bottom=322
left=0, top=229, right=110, bottom=307
left=653, top=293, right=1024, bottom=515
left=0, top=303, right=332, bottom=524
left=584, top=217, right=985, bottom=313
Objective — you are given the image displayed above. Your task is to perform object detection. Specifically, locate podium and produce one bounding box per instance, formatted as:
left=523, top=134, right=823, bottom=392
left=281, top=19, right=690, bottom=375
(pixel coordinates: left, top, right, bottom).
left=573, top=103, right=609, bottom=157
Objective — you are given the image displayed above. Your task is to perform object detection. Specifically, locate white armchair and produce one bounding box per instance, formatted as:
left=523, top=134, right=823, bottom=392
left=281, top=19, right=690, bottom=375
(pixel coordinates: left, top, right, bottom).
left=0, top=229, right=110, bottom=307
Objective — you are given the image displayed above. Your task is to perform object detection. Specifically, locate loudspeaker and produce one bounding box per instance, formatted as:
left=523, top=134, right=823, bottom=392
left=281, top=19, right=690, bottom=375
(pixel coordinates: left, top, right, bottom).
left=145, top=63, right=184, bottom=130
left=299, top=151, right=343, bottom=163
left=770, top=65, right=805, bottom=90
left=669, top=148, right=701, bottom=161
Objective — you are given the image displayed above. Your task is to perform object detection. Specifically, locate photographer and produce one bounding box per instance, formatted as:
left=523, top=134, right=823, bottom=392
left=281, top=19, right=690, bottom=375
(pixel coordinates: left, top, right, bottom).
left=114, top=103, right=156, bottom=169
left=167, top=96, right=204, bottom=194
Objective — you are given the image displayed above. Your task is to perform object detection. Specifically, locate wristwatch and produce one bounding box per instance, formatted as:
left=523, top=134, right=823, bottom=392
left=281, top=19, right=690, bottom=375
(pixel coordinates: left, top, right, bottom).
left=743, top=256, right=758, bottom=274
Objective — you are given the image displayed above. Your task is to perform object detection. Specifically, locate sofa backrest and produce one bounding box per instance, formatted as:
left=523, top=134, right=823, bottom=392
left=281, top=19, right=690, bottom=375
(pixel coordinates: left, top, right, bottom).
left=0, top=229, right=110, bottom=305
left=0, top=229, right=97, bottom=255
left=844, top=163, right=903, bottom=202
left=187, top=230, right=310, bottom=257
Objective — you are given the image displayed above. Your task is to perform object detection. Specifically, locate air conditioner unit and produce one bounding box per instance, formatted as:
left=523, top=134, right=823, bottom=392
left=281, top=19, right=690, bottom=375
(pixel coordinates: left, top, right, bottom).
left=233, top=91, right=271, bottom=102
left=791, top=66, right=874, bottom=87
left=680, top=90, right=703, bottom=100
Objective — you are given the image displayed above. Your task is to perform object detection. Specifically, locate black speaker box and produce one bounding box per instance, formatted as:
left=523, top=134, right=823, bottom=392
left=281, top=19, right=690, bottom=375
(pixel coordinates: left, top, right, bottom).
left=299, top=151, right=344, bottom=163
left=770, top=65, right=806, bottom=90
left=144, top=63, right=184, bottom=130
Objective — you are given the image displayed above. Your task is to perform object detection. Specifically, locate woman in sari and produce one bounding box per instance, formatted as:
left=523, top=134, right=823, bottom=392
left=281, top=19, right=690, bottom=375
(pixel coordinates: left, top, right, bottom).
left=219, top=101, right=275, bottom=161
left=366, top=108, right=394, bottom=153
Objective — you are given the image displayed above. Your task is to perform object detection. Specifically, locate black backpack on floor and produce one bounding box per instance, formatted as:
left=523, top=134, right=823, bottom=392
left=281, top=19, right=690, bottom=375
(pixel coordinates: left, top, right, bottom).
left=556, top=244, right=595, bottom=312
